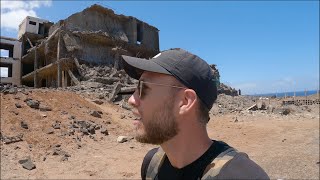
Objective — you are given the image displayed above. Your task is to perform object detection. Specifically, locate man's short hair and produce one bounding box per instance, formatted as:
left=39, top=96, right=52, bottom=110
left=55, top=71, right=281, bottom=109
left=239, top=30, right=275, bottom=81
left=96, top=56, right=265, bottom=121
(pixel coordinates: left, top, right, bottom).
left=197, top=99, right=210, bottom=125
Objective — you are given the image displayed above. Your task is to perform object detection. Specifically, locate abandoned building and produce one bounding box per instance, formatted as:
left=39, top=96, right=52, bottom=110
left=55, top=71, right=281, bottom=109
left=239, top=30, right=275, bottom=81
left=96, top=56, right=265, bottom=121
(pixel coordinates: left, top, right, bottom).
left=1, top=4, right=232, bottom=96
left=0, top=36, right=22, bottom=85
left=17, top=4, right=159, bottom=88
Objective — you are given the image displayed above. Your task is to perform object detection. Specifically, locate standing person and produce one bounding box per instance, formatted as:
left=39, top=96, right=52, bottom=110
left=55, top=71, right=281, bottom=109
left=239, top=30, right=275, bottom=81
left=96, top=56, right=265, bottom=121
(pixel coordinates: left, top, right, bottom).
left=121, top=48, right=269, bottom=180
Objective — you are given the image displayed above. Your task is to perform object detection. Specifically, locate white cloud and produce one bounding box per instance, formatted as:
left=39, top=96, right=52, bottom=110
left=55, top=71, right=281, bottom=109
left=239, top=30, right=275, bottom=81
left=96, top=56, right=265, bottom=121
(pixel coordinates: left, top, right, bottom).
left=0, top=0, right=52, bottom=30
left=231, top=82, right=258, bottom=95
left=234, top=82, right=257, bottom=90
left=271, top=77, right=297, bottom=91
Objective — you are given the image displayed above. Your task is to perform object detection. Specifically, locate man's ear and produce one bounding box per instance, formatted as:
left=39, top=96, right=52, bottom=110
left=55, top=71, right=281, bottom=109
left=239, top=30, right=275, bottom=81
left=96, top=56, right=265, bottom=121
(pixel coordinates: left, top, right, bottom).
left=178, top=89, right=197, bottom=115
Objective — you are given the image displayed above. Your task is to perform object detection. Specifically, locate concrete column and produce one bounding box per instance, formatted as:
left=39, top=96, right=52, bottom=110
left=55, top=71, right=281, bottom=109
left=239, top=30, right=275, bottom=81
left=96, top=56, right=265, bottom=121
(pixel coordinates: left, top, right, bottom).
left=34, top=48, right=38, bottom=88
left=61, top=71, right=65, bottom=88
left=57, top=34, right=62, bottom=88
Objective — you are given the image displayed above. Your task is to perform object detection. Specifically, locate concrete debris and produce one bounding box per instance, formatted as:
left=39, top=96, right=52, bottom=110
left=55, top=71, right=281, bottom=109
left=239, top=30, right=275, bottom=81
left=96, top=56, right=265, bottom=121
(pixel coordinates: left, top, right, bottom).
left=20, top=121, right=28, bottom=129
left=25, top=98, right=40, bottom=109
left=211, top=94, right=256, bottom=115
left=70, top=119, right=106, bottom=136
left=52, top=147, right=71, bottom=161
left=257, top=101, right=266, bottom=110
left=19, top=156, right=36, bottom=170
left=90, top=110, right=102, bottom=118
left=52, top=121, right=61, bottom=129
left=1, top=133, right=23, bottom=144
left=39, top=105, right=52, bottom=111
left=117, top=136, right=133, bottom=143
left=46, top=128, right=55, bottom=134
left=1, top=86, right=18, bottom=94
left=108, top=82, right=122, bottom=102
left=61, top=111, right=68, bottom=115
left=69, top=115, right=76, bottom=120
left=11, top=110, right=19, bottom=115
left=100, top=127, right=109, bottom=135
left=15, top=103, right=22, bottom=108
left=92, top=99, right=103, bottom=105
left=247, top=104, right=258, bottom=111
left=274, top=107, right=291, bottom=115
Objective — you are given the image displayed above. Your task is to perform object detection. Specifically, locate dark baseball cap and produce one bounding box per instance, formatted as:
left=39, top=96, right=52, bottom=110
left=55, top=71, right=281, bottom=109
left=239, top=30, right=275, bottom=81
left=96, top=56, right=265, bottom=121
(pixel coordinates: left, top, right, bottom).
left=121, top=48, right=217, bottom=109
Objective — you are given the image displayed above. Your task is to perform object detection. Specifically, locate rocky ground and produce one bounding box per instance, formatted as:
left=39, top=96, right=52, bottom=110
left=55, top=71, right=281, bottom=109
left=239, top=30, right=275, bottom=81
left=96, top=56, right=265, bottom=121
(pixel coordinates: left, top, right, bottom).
left=0, top=87, right=319, bottom=179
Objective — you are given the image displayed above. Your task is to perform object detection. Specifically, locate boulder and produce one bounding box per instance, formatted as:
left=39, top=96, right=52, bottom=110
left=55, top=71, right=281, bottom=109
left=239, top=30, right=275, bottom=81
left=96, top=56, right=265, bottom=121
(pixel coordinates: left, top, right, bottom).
left=100, top=127, right=108, bottom=135
left=39, top=105, right=52, bottom=111
left=20, top=121, right=28, bottom=129
left=117, top=136, right=132, bottom=143
left=25, top=99, right=40, bottom=109
left=18, top=157, right=36, bottom=170
left=90, top=111, right=101, bottom=118
left=92, top=99, right=103, bottom=105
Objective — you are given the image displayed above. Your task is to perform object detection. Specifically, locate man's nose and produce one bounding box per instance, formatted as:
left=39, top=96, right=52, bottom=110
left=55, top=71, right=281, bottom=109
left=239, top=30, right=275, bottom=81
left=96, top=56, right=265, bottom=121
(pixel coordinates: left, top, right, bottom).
left=128, top=90, right=140, bottom=107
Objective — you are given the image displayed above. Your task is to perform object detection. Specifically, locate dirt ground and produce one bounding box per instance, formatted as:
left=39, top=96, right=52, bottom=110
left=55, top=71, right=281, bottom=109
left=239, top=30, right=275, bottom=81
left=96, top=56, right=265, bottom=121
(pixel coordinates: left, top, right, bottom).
left=1, top=89, right=319, bottom=179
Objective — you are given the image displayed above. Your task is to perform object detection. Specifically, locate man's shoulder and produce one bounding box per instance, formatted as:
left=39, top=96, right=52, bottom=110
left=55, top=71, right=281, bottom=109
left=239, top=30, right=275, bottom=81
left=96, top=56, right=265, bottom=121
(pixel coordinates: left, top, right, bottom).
left=217, top=152, right=270, bottom=179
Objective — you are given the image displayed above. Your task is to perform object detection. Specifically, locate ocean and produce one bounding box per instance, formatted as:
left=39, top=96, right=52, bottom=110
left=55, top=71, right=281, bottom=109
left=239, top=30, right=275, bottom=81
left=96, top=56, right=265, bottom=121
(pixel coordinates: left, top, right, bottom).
left=252, top=90, right=319, bottom=98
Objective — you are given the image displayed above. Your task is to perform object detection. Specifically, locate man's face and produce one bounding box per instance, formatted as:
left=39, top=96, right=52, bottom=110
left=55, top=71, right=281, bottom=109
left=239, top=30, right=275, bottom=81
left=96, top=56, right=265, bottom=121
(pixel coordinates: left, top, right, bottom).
left=128, top=72, right=181, bottom=145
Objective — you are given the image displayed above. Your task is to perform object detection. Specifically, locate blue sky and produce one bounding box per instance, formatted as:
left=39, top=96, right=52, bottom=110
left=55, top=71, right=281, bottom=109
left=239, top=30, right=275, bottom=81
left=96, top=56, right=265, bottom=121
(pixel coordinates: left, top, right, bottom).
left=1, top=1, right=319, bottom=95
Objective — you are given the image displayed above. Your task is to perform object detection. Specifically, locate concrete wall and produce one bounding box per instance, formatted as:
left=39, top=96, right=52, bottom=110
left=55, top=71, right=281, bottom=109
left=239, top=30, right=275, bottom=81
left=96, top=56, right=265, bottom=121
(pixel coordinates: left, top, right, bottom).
left=0, top=58, right=21, bottom=85
left=75, top=43, right=115, bottom=65
left=48, top=5, right=159, bottom=52
left=140, top=22, right=159, bottom=51
left=0, top=37, right=22, bottom=85
left=18, top=16, right=51, bottom=39
left=1, top=38, right=22, bottom=59
left=62, top=8, right=128, bottom=42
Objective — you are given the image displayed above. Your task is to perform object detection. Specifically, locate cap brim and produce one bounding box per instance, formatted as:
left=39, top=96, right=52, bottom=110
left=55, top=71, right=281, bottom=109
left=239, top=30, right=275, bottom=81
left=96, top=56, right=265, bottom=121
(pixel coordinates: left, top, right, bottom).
left=121, top=55, right=171, bottom=79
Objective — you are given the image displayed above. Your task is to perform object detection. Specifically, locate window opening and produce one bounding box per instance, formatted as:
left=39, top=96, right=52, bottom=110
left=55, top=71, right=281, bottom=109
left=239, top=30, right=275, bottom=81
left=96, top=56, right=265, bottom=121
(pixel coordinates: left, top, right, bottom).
left=29, top=21, right=36, bottom=25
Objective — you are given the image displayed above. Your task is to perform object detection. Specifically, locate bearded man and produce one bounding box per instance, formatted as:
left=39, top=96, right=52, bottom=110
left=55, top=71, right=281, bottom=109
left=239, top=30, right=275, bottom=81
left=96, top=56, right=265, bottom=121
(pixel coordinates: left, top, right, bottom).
left=122, top=48, right=269, bottom=180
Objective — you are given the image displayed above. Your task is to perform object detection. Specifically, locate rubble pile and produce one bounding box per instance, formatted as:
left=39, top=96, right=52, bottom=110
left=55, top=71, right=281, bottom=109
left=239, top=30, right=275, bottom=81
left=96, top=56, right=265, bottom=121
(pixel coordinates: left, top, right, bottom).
left=66, top=63, right=137, bottom=104
left=211, top=94, right=256, bottom=115
left=218, top=83, right=238, bottom=96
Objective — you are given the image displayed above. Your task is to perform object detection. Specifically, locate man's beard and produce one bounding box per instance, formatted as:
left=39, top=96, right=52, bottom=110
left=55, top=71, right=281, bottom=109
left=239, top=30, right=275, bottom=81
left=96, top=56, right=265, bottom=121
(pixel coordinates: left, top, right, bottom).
left=135, top=100, right=179, bottom=145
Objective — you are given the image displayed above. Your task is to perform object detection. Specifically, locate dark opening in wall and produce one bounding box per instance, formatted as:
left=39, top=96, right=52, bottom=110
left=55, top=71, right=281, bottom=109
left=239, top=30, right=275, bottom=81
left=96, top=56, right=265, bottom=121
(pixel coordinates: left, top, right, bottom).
left=0, top=63, right=12, bottom=77
left=38, top=23, right=44, bottom=35
left=0, top=43, right=14, bottom=58
left=44, top=23, right=51, bottom=37
left=29, top=21, right=36, bottom=25
left=137, top=23, right=143, bottom=44
left=22, top=64, right=34, bottom=76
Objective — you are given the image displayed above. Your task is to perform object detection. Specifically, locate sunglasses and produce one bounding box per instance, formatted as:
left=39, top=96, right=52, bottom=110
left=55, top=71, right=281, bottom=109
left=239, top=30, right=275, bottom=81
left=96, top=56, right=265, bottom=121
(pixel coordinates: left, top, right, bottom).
left=137, top=80, right=187, bottom=98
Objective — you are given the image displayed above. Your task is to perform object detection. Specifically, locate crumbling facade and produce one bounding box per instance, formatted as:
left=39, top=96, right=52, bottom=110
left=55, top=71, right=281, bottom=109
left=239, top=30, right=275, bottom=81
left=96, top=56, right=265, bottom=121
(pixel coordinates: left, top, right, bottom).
left=20, top=4, right=159, bottom=88
left=0, top=36, right=22, bottom=85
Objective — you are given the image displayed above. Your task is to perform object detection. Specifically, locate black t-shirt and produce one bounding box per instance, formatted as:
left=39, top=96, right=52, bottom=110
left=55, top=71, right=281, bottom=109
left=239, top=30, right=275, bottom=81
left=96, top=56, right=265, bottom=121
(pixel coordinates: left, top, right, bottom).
left=141, top=140, right=270, bottom=180
left=141, top=140, right=231, bottom=180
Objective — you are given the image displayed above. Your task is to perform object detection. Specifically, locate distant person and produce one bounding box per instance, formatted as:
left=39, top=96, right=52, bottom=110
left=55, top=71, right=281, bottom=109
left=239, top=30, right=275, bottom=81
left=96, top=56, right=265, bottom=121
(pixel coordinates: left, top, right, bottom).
left=239, top=89, right=241, bottom=96
left=122, top=48, right=269, bottom=180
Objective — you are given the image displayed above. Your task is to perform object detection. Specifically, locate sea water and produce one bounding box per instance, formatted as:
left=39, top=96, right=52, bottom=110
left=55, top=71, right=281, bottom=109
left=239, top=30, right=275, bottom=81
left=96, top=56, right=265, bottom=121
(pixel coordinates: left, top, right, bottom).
left=253, top=90, right=319, bottom=98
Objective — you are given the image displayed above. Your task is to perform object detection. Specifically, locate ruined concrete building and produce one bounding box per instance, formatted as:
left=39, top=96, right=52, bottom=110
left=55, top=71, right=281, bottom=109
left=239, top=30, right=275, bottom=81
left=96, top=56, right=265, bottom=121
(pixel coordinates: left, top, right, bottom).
left=1, top=4, right=236, bottom=98
left=19, top=4, right=159, bottom=88
left=0, top=37, right=22, bottom=85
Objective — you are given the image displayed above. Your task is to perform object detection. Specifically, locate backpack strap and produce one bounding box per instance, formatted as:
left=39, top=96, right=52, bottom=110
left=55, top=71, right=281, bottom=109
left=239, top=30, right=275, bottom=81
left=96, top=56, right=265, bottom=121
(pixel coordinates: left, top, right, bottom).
left=146, top=147, right=166, bottom=180
left=201, top=148, right=238, bottom=179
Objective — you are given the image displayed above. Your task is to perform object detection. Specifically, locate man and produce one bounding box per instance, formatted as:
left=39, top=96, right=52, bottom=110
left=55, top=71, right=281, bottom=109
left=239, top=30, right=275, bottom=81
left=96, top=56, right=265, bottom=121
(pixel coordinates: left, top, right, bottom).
left=122, top=48, right=269, bottom=180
